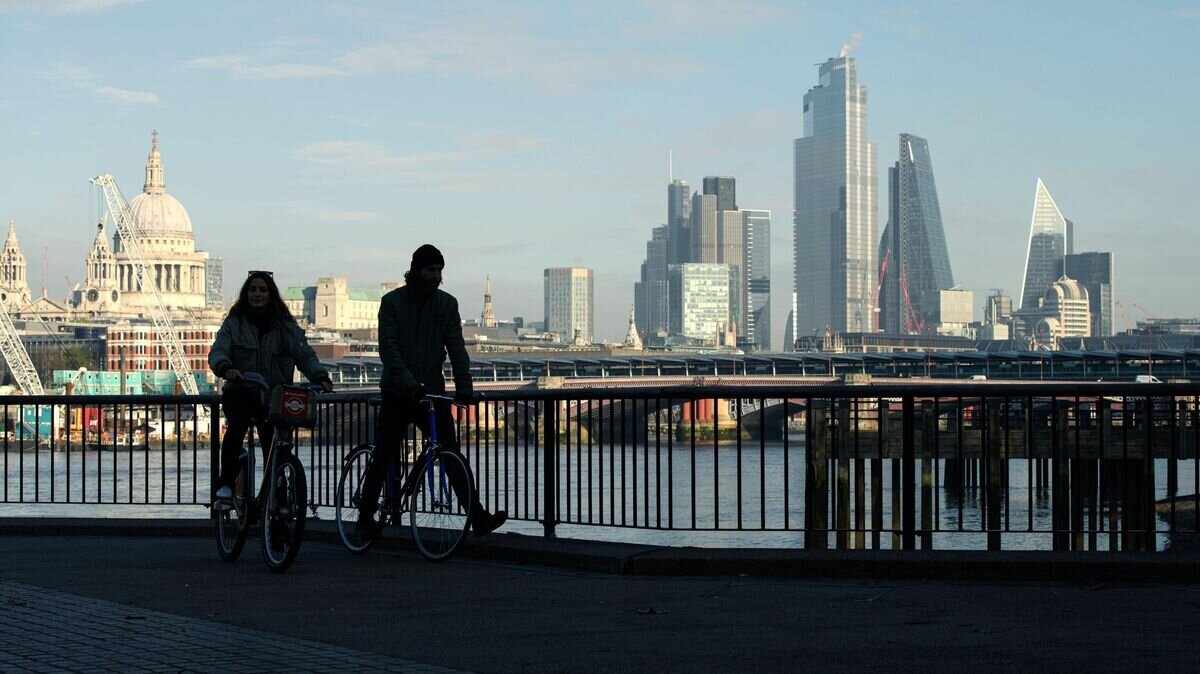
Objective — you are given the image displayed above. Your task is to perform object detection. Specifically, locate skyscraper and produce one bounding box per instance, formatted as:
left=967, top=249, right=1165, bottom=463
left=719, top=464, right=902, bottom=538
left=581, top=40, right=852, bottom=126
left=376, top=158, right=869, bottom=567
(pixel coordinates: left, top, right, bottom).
left=205, top=257, right=223, bottom=309
left=878, top=134, right=954, bottom=334
left=717, top=210, right=744, bottom=342
left=1065, top=251, right=1114, bottom=337
left=667, top=179, right=691, bottom=266
left=634, top=225, right=669, bottom=335
left=703, top=176, right=737, bottom=212
left=544, top=267, right=593, bottom=344
left=690, top=192, right=718, bottom=264
left=668, top=263, right=731, bottom=342
left=742, top=209, right=771, bottom=351
left=1019, top=179, right=1074, bottom=311
left=794, top=55, right=877, bottom=337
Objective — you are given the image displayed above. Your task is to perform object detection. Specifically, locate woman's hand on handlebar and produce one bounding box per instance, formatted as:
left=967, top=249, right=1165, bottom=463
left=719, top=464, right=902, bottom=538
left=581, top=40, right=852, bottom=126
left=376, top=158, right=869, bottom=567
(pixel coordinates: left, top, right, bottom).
left=225, top=368, right=244, bottom=381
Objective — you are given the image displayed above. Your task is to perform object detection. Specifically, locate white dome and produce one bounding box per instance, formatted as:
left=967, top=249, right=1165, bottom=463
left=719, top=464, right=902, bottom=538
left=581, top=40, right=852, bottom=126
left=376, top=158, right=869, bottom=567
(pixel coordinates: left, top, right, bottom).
left=127, top=191, right=193, bottom=235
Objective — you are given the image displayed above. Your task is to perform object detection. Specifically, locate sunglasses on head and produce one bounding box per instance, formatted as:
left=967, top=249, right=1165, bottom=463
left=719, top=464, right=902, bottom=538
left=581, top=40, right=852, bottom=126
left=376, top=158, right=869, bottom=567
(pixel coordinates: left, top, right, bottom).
left=247, top=270, right=274, bottom=277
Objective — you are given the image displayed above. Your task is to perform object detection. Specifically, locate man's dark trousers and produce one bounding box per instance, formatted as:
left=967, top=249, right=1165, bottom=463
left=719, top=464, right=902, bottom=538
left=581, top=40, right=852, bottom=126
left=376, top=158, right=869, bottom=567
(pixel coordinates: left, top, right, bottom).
left=359, top=391, right=486, bottom=528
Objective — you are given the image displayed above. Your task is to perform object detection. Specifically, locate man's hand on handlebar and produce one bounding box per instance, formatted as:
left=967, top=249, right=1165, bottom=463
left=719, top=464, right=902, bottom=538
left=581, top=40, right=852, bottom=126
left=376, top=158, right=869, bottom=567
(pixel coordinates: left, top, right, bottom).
left=319, top=379, right=334, bottom=393
left=409, top=383, right=428, bottom=403
left=225, top=368, right=244, bottom=381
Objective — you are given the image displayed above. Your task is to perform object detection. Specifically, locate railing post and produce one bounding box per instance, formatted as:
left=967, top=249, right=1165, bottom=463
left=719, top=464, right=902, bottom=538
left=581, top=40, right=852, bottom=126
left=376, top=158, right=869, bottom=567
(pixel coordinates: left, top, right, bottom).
left=542, top=400, right=558, bottom=539
left=804, top=399, right=829, bottom=549
left=902, top=396, right=915, bottom=550
left=986, top=402, right=1003, bottom=551
left=208, top=401, right=220, bottom=514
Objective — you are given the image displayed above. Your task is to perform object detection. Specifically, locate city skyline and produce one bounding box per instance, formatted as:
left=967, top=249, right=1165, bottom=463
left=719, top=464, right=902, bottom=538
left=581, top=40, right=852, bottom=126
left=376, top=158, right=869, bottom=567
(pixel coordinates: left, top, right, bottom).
left=1, top=2, right=1197, bottom=344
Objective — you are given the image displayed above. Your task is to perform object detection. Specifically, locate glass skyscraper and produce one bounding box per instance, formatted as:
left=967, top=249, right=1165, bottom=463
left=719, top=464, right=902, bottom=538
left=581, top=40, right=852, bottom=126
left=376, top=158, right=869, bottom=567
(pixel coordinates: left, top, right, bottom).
left=1065, top=251, right=1114, bottom=337
left=1019, top=179, right=1074, bottom=311
left=703, top=176, right=737, bottom=212
left=634, top=225, right=669, bottom=335
left=878, top=134, right=954, bottom=334
left=668, top=263, right=731, bottom=342
left=794, top=56, right=877, bottom=337
left=742, top=209, right=771, bottom=351
left=667, top=179, right=691, bottom=266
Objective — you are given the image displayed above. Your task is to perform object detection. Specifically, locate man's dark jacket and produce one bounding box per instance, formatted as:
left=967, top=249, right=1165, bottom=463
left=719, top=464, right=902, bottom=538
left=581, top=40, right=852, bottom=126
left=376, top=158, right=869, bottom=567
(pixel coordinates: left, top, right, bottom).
left=378, top=285, right=471, bottom=397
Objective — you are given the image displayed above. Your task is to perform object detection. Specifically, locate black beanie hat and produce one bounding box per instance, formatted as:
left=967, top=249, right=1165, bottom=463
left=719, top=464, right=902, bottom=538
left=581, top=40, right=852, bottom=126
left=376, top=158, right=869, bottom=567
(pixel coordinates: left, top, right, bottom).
left=410, top=244, right=445, bottom=271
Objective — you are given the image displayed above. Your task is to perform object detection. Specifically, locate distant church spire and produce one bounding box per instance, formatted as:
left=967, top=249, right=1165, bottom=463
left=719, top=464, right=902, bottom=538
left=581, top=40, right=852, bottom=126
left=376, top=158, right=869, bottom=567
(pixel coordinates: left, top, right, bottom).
left=0, top=220, right=31, bottom=307
left=481, top=276, right=497, bottom=328
left=144, top=130, right=165, bottom=194
left=623, top=306, right=643, bottom=349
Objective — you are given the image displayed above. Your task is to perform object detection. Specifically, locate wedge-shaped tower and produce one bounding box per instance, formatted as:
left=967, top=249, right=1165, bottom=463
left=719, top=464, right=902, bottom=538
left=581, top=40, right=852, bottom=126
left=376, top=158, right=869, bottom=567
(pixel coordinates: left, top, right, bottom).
left=1019, top=179, right=1074, bottom=310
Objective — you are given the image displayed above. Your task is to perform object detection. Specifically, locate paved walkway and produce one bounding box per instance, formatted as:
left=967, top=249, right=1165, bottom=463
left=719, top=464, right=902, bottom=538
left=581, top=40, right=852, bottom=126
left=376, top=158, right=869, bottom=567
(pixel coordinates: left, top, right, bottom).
left=0, top=580, right=464, bottom=673
left=0, top=532, right=1197, bottom=672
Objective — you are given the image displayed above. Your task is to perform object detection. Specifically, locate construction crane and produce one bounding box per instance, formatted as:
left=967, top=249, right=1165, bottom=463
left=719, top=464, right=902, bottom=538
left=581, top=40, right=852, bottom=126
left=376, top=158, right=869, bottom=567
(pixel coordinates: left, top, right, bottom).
left=90, top=174, right=199, bottom=397
left=873, top=248, right=890, bottom=332
left=1114, top=300, right=1134, bottom=333
left=0, top=300, right=44, bottom=395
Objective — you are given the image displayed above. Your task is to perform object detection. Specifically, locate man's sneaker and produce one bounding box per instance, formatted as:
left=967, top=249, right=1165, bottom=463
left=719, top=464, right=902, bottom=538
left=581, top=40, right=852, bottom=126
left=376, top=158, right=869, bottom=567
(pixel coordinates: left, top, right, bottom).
left=472, top=510, right=507, bottom=538
left=355, top=513, right=381, bottom=540
left=214, top=485, right=233, bottom=511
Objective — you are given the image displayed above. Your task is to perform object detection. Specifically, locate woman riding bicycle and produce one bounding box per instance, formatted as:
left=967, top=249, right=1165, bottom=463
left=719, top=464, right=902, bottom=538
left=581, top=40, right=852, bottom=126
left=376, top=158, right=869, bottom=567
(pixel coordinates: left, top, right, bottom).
left=208, top=270, right=333, bottom=502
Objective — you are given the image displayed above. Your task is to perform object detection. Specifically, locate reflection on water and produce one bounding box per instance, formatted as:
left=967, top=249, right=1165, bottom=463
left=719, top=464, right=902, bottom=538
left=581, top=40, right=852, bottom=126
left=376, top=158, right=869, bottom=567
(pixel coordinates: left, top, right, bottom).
left=2, top=440, right=1192, bottom=552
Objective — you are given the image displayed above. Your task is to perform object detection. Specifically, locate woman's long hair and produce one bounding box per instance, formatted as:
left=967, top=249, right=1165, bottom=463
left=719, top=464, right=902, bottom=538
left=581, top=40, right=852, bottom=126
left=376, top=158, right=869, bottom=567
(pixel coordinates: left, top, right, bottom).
left=226, top=271, right=297, bottom=326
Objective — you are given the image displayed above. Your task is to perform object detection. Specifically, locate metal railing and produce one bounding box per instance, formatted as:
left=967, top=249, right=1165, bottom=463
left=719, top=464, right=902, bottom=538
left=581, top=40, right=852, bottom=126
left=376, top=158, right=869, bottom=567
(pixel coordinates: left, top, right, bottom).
left=2, top=382, right=1197, bottom=552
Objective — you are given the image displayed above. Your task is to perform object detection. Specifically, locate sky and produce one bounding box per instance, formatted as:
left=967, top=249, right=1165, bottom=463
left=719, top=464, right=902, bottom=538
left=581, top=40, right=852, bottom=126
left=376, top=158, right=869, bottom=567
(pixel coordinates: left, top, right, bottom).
left=1, top=0, right=1197, bottom=345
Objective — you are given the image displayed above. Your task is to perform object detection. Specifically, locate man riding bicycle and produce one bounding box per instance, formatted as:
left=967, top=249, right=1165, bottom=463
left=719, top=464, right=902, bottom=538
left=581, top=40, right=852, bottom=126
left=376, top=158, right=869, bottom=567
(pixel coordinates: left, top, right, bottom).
left=356, top=244, right=506, bottom=539
left=208, top=270, right=333, bottom=503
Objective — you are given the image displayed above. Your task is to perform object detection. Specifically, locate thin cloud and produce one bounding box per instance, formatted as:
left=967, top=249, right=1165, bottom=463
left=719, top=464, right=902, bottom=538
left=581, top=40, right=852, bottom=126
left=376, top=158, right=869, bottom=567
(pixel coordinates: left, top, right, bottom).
left=37, top=64, right=162, bottom=106
left=185, top=55, right=342, bottom=80
left=92, top=85, right=160, bottom=105
left=1169, top=8, right=1200, bottom=19
left=0, top=0, right=144, bottom=13
left=185, top=25, right=699, bottom=92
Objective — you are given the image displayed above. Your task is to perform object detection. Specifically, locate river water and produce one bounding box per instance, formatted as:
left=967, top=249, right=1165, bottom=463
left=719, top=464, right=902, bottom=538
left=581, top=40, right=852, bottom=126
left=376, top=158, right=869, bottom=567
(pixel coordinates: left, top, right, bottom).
left=2, top=440, right=1192, bottom=551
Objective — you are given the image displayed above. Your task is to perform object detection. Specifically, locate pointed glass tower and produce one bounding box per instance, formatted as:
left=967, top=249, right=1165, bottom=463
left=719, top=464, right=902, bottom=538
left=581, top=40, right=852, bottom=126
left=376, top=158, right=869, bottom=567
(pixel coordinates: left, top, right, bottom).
left=1019, top=179, right=1074, bottom=311
left=878, top=134, right=954, bottom=333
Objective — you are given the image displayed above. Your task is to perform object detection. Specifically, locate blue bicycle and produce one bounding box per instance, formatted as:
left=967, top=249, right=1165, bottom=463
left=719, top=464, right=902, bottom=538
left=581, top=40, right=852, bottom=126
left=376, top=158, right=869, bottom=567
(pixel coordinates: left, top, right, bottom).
left=335, top=394, right=474, bottom=561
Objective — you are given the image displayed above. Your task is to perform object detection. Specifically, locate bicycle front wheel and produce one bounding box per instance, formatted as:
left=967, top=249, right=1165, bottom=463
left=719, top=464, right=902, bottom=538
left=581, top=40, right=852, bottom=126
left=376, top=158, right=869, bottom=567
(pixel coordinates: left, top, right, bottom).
left=215, top=464, right=249, bottom=561
left=409, top=450, right=473, bottom=562
left=261, top=453, right=307, bottom=573
left=335, top=444, right=377, bottom=554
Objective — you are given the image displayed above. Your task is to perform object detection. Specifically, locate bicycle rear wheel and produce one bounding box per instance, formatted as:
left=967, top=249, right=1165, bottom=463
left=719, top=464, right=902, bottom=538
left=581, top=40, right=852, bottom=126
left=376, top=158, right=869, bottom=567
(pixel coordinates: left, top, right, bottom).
left=261, top=453, right=307, bottom=573
left=335, top=444, right=378, bottom=554
left=409, top=450, right=473, bottom=562
left=215, top=464, right=249, bottom=561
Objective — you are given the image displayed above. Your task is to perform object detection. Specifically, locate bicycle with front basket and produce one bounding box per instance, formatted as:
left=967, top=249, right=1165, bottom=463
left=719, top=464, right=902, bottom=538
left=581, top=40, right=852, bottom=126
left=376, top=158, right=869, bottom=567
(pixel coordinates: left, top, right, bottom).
left=334, top=394, right=475, bottom=561
left=214, top=374, right=322, bottom=572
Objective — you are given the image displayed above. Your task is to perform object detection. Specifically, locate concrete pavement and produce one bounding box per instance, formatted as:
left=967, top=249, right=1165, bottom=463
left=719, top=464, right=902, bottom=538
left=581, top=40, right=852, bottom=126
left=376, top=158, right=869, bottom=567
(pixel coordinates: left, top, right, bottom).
left=0, top=526, right=1197, bottom=672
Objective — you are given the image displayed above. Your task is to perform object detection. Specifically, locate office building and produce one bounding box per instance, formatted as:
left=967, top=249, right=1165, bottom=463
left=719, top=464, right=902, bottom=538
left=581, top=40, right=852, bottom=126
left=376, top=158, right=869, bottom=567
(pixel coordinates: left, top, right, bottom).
left=668, top=263, right=730, bottom=343
left=667, top=179, right=691, bottom=266
left=634, top=225, right=669, bottom=335
left=205, top=257, right=224, bottom=309
left=283, top=277, right=385, bottom=331
left=1019, top=179, right=1074, bottom=311
left=794, top=55, right=877, bottom=337
left=1064, top=251, right=1114, bottom=337
left=742, top=209, right=772, bottom=351
left=1031, top=277, right=1091, bottom=349
left=923, top=288, right=973, bottom=338
left=544, top=267, right=593, bottom=344
left=878, top=134, right=954, bottom=333
left=690, top=192, right=718, bottom=264
left=703, top=176, right=737, bottom=212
